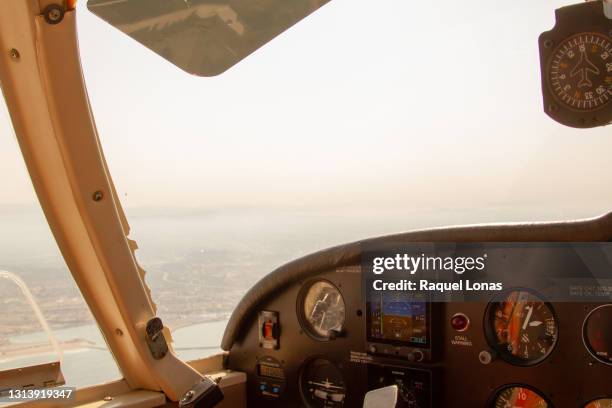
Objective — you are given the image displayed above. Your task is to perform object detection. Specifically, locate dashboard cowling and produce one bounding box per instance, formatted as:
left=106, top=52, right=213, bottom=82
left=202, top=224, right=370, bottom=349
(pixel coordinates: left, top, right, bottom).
left=224, top=213, right=612, bottom=407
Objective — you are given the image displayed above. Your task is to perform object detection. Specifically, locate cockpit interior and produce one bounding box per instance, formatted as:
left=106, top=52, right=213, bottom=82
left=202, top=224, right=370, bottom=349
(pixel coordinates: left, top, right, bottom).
left=0, top=0, right=611, bottom=408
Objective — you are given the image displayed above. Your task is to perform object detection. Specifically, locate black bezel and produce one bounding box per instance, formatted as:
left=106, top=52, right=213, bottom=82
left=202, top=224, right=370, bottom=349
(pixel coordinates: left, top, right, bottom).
left=582, top=303, right=612, bottom=366
left=483, top=287, right=559, bottom=367
left=298, top=356, right=346, bottom=408
left=296, top=279, right=346, bottom=342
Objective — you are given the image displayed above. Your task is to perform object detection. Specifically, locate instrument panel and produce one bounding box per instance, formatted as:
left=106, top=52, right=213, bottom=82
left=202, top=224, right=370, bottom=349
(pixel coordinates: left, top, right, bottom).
left=226, top=266, right=612, bottom=407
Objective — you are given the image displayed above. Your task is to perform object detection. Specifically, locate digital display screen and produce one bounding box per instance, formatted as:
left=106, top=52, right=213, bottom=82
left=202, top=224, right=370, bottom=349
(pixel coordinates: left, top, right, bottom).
left=367, top=285, right=429, bottom=347
left=258, top=364, right=285, bottom=380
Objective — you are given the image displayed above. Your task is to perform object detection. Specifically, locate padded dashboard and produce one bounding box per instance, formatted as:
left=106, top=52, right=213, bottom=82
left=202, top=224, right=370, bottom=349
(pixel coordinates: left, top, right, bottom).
left=223, top=213, right=612, bottom=407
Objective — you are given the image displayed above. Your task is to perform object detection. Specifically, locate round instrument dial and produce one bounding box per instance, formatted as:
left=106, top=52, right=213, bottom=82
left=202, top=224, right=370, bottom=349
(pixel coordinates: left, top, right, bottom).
left=585, top=399, right=612, bottom=408
left=485, top=290, right=558, bottom=366
left=492, top=386, right=551, bottom=408
left=583, top=304, right=612, bottom=365
left=548, top=33, right=612, bottom=111
left=299, top=280, right=345, bottom=340
left=299, top=358, right=346, bottom=407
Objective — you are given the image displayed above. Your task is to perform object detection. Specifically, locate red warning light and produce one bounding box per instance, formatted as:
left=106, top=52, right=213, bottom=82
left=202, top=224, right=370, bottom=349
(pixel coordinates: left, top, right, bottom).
left=451, top=313, right=470, bottom=332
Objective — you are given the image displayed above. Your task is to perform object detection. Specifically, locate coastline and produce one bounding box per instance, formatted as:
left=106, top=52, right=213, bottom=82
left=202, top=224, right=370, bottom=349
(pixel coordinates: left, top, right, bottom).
left=0, top=319, right=228, bottom=370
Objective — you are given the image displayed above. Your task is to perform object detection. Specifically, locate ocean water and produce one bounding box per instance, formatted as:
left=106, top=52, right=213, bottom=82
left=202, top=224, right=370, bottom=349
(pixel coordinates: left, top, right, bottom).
left=0, top=320, right=227, bottom=389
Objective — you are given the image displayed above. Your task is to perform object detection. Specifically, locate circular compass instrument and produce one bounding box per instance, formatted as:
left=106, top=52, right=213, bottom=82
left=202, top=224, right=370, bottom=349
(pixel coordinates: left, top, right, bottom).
left=585, top=399, right=612, bottom=408
left=491, top=385, right=551, bottom=408
left=583, top=304, right=612, bottom=365
left=538, top=1, right=612, bottom=128
left=547, top=33, right=612, bottom=111
left=485, top=290, right=558, bottom=366
left=299, top=358, right=346, bottom=407
left=298, top=280, right=346, bottom=340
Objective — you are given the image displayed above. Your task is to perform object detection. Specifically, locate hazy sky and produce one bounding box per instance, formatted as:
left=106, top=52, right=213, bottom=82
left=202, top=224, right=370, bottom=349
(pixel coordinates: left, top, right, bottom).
left=1, top=0, right=611, bottom=219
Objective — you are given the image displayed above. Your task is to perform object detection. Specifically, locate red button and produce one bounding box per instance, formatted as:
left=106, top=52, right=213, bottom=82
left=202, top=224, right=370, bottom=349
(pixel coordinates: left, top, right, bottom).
left=450, top=313, right=470, bottom=331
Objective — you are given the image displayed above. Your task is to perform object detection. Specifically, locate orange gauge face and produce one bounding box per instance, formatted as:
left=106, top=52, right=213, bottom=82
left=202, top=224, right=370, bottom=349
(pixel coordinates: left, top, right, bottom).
left=493, top=386, right=549, bottom=408
left=585, top=399, right=612, bottom=408
left=486, top=290, right=558, bottom=365
left=548, top=33, right=612, bottom=111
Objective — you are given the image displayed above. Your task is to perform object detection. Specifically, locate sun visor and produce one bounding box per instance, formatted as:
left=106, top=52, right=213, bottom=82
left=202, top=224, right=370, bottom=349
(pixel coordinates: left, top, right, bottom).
left=87, top=0, right=331, bottom=76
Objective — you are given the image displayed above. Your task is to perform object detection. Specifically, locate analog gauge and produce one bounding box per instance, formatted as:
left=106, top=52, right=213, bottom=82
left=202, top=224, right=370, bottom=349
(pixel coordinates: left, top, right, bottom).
left=299, top=358, right=346, bottom=407
left=299, top=280, right=345, bottom=340
left=492, top=385, right=551, bottom=408
left=485, top=290, right=558, bottom=366
left=585, top=399, right=612, bottom=408
left=547, top=33, right=612, bottom=111
left=583, top=304, right=612, bottom=365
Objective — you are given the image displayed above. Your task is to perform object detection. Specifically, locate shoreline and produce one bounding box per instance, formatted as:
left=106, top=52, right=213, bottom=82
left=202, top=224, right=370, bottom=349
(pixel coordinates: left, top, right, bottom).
left=0, top=319, right=228, bottom=363
left=0, top=339, right=97, bottom=364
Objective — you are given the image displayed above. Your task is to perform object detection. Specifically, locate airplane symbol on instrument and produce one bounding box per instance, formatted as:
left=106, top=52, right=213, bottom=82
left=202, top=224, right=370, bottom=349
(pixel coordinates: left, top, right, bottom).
left=571, top=48, right=600, bottom=88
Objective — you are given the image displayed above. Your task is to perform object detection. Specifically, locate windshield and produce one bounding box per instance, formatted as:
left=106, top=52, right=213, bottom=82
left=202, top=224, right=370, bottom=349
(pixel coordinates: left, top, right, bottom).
left=0, top=91, right=121, bottom=388
left=74, top=0, right=612, bottom=358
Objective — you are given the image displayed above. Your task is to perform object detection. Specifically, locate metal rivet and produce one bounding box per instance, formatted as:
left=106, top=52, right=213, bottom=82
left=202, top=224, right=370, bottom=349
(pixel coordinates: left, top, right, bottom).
left=9, top=48, right=20, bottom=60
left=93, top=191, right=104, bottom=201
left=543, top=39, right=554, bottom=49
left=548, top=104, right=558, bottom=113
left=43, top=4, right=65, bottom=25
left=181, top=390, right=194, bottom=403
left=115, top=328, right=123, bottom=336
left=49, top=9, right=61, bottom=20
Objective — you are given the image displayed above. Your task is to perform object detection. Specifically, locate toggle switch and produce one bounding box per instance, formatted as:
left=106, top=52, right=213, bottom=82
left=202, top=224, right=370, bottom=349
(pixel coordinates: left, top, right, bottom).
left=258, top=310, right=280, bottom=349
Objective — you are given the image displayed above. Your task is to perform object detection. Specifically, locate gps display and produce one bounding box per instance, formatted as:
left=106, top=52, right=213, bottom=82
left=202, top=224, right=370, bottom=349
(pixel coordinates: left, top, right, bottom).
left=366, top=286, right=429, bottom=347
